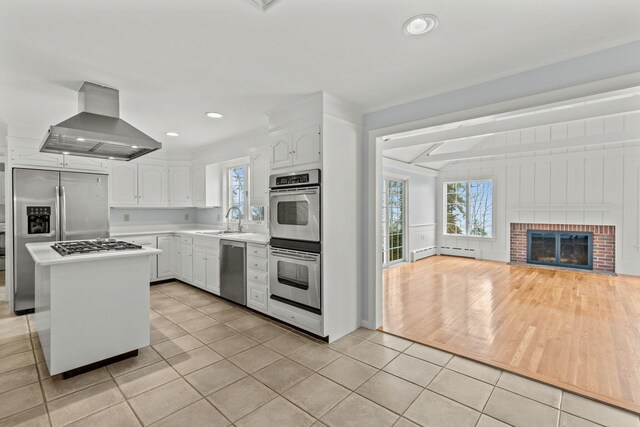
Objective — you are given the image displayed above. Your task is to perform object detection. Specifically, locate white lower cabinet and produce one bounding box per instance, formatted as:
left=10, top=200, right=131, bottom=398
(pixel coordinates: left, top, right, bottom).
left=122, top=235, right=158, bottom=282
left=193, top=247, right=206, bottom=289
left=157, top=235, right=173, bottom=279
left=173, top=236, right=182, bottom=278
left=181, top=244, right=193, bottom=282
left=246, top=243, right=268, bottom=314
left=205, top=249, right=220, bottom=295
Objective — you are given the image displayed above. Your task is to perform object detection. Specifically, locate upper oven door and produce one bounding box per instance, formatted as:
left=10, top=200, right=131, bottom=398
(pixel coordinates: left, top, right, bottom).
left=269, top=186, right=320, bottom=242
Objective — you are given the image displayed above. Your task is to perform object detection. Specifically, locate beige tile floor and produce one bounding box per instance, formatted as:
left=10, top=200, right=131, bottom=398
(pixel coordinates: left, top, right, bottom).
left=0, top=280, right=639, bottom=427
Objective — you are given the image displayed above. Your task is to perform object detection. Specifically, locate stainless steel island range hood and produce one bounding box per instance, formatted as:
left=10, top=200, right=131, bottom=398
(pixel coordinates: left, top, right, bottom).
left=40, top=82, right=161, bottom=161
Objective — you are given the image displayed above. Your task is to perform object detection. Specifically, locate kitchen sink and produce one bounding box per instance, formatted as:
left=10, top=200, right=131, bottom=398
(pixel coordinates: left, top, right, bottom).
left=196, top=230, right=243, bottom=235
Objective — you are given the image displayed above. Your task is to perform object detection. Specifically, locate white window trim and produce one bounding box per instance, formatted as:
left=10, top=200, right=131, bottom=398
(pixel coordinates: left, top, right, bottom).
left=442, top=178, right=494, bottom=239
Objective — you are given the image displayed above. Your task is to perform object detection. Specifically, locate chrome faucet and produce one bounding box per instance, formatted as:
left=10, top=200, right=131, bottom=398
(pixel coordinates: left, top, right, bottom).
left=225, top=206, right=244, bottom=233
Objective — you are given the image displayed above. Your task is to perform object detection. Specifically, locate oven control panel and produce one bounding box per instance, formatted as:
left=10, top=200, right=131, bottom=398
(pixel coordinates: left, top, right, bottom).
left=270, top=169, right=320, bottom=189
left=276, top=174, right=309, bottom=186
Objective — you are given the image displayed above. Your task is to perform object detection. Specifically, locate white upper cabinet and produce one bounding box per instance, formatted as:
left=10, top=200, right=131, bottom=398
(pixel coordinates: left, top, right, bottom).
left=11, top=145, right=63, bottom=168
left=109, top=162, right=168, bottom=206
left=169, top=166, right=192, bottom=206
left=250, top=148, right=269, bottom=205
left=292, top=126, right=321, bottom=166
left=63, top=155, right=108, bottom=171
left=192, top=164, right=206, bottom=207
left=269, top=126, right=321, bottom=170
left=110, top=163, right=138, bottom=205
left=138, top=164, right=168, bottom=206
left=269, top=134, right=293, bottom=169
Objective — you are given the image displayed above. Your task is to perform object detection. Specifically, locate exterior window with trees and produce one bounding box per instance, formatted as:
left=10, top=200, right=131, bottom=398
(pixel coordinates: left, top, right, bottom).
left=228, top=165, right=247, bottom=220
left=444, top=180, right=493, bottom=237
left=382, top=179, right=406, bottom=265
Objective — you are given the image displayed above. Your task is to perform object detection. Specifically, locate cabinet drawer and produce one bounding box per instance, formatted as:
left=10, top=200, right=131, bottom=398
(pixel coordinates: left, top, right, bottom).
left=181, top=236, right=193, bottom=245
left=247, top=244, right=267, bottom=258
left=247, top=283, right=267, bottom=313
left=270, top=301, right=322, bottom=335
left=247, top=269, right=268, bottom=284
left=247, top=256, right=267, bottom=272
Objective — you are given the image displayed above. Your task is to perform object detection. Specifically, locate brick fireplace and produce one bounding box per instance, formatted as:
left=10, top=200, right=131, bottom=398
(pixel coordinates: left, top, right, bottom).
left=510, top=223, right=615, bottom=273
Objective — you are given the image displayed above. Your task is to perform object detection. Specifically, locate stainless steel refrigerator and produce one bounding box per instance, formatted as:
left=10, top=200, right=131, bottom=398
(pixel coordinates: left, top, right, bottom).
left=13, top=168, right=109, bottom=314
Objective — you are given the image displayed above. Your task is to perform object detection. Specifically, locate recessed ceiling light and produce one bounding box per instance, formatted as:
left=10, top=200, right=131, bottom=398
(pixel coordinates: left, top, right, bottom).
left=131, top=145, right=139, bottom=149
left=403, top=14, right=438, bottom=36
left=165, top=132, right=179, bottom=137
left=108, top=157, right=115, bottom=160
left=62, top=151, right=70, bottom=155
left=76, top=137, right=85, bottom=142
left=205, top=112, right=224, bottom=119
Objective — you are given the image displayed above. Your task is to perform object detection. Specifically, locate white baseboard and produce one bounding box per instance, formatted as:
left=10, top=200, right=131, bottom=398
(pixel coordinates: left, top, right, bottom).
left=439, top=246, right=477, bottom=258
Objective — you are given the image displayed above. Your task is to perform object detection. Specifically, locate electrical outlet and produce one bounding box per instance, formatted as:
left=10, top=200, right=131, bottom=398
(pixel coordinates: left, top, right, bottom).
left=184, top=213, right=189, bottom=221
left=123, top=214, right=130, bottom=222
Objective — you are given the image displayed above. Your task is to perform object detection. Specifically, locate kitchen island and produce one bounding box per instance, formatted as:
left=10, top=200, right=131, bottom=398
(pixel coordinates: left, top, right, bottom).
left=26, top=241, right=161, bottom=378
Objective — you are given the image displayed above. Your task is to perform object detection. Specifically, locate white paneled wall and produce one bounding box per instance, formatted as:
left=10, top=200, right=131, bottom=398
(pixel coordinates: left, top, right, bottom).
left=437, top=112, right=640, bottom=275
left=409, top=224, right=437, bottom=253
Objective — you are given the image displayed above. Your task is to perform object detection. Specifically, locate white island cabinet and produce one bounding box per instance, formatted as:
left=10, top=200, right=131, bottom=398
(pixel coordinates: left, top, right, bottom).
left=26, top=242, right=161, bottom=377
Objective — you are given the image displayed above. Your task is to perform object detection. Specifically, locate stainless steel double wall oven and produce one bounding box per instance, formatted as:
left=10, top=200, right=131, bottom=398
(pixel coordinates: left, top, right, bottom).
left=269, top=169, right=321, bottom=314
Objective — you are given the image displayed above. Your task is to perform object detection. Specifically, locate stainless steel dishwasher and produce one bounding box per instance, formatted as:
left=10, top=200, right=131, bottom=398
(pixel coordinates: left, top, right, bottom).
left=220, top=240, right=246, bottom=305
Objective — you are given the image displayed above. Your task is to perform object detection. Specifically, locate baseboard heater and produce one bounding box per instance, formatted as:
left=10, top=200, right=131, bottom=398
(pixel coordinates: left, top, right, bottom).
left=410, top=247, right=437, bottom=262
left=439, top=246, right=477, bottom=259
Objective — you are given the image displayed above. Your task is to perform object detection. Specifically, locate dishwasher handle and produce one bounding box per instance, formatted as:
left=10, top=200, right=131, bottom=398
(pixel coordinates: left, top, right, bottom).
left=220, top=240, right=246, bottom=248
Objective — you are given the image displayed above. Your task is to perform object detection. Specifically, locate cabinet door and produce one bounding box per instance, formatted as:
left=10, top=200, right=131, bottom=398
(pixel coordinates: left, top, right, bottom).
left=269, top=134, right=293, bottom=169
left=181, top=244, right=193, bottom=282
left=192, top=164, right=205, bottom=207
left=205, top=249, right=220, bottom=295
left=110, top=163, right=138, bottom=205
left=174, top=236, right=182, bottom=277
left=250, top=149, right=269, bottom=206
left=205, top=163, right=223, bottom=207
left=138, top=164, right=168, bottom=206
left=169, top=166, right=192, bottom=206
left=11, top=145, right=63, bottom=168
left=63, top=155, right=107, bottom=172
left=157, top=236, right=173, bottom=278
left=193, top=247, right=206, bottom=289
left=292, top=126, right=321, bottom=166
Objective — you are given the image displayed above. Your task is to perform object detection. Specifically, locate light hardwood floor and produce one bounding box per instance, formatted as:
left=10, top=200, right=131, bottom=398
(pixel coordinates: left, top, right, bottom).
left=382, top=255, right=640, bottom=413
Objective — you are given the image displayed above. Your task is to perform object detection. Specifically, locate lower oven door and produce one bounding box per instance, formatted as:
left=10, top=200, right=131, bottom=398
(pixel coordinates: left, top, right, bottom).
left=269, top=187, right=320, bottom=242
left=269, top=247, right=321, bottom=314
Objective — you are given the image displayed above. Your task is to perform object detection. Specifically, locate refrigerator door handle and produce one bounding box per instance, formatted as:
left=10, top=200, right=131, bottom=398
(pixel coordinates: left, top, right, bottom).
left=60, top=185, right=66, bottom=241
left=55, top=185, right=61, bottom=241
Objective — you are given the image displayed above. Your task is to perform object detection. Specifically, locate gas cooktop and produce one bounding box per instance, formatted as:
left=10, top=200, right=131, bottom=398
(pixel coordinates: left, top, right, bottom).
left=51, top=239, right=143, bottom=256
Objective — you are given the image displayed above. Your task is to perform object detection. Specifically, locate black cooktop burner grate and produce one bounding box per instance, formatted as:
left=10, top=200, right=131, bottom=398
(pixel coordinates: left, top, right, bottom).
left=52, top=239, right=143, bottom=256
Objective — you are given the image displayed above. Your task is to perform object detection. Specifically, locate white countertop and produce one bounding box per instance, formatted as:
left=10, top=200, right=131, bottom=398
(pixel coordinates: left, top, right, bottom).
left=26, top=242, right=162, bottom=266
left=111, top=227, right=270, bottom=245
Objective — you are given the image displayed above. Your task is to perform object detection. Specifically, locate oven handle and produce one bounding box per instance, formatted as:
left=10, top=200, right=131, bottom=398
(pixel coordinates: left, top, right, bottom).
left=269, top=188, right=319, bottom=197
left=270, top=251, right=319, bottom=262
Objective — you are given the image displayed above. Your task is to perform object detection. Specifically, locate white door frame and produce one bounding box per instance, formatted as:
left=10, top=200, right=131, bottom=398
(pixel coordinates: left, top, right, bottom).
left=366, top=74, right=640, bottom=329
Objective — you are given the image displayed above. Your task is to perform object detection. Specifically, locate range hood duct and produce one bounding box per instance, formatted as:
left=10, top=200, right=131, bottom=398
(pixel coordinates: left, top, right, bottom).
left=40, top=82, right=162, bottom=161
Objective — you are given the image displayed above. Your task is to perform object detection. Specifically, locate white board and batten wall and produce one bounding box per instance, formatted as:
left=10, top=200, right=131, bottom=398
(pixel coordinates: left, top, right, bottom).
left=436, top=112, right=640, bottom=275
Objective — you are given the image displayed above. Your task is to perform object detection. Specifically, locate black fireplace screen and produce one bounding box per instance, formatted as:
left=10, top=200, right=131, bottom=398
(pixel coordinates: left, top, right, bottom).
left=527, top=230, right=593, bottom=270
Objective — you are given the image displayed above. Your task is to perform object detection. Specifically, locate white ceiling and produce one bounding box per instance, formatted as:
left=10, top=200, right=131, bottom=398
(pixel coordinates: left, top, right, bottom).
left=1, top=0, right=639, bottom=151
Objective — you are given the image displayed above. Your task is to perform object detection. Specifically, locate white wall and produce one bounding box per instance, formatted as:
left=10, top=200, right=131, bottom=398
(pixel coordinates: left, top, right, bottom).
left=437, top=112, right=640, bottom=275
left=383, top=160, right=437, bottom=253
